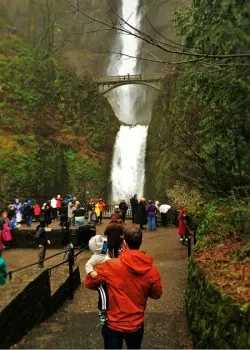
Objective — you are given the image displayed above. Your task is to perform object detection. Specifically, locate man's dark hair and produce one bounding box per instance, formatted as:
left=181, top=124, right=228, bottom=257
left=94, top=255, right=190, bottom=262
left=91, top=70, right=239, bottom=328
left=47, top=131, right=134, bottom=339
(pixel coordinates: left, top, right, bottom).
left=124, top=227, right=142, bottom=250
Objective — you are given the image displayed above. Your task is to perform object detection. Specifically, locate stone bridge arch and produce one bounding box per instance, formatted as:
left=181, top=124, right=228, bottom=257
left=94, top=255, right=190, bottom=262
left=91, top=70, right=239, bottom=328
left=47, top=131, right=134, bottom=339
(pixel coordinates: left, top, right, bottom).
left=93, top=74, right=164, bottom=96
left=101, top=81, right=161, bottom=95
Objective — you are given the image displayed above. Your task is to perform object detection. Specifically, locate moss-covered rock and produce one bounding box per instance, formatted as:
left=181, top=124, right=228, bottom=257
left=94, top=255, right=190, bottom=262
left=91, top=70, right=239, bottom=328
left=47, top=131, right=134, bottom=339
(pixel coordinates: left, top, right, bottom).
left=186, top=256, right=250, bottom=349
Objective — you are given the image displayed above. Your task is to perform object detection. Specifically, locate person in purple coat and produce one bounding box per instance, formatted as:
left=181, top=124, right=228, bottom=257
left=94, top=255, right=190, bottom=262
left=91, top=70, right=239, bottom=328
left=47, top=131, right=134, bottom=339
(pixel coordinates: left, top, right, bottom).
left=146, top=200, right=158, bottom=231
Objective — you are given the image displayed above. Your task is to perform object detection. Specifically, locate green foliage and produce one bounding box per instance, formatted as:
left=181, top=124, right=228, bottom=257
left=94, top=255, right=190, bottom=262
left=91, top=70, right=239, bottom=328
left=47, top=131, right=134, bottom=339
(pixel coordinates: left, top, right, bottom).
left=188, top=196, right=250, bottom=240
left=232, top=242, right=250, bottom=262
left=186, top=260, right=250, bottom=349
left=0, top=32, right=119, bottom=206
left=74, top=158, right=103, bottom=182
left=65, top=150, right=105, bottom=191
left=146, top=4, right=250, bottom=347
left=147, top=0, right=250, bottom=203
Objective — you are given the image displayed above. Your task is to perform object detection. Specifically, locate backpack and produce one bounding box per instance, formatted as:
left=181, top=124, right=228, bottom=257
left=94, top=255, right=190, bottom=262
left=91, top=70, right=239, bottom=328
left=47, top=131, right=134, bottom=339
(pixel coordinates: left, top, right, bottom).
left=10, top=218, right=17, bottom=229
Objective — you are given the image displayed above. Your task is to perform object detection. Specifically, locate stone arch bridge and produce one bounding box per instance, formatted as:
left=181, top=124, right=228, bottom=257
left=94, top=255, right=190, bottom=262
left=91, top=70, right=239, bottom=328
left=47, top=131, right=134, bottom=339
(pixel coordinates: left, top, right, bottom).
left=93, top=74, right=165, bottom=95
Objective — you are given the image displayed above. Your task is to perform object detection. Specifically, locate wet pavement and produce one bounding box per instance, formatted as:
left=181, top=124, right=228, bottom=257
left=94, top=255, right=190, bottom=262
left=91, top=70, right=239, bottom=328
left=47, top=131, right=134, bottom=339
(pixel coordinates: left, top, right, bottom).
left=15, top=222, right=193, bottom=349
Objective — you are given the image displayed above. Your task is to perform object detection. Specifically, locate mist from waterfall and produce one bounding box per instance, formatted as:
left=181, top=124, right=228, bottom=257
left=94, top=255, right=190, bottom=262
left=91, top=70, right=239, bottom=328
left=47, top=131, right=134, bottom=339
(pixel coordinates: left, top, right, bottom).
left=108, top=0, right=148, bottom=202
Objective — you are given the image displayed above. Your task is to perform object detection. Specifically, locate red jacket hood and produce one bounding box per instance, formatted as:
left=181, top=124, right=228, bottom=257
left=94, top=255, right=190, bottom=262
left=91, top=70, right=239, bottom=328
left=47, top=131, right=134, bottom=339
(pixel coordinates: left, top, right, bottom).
left=120, top=249, right=153, bottom=276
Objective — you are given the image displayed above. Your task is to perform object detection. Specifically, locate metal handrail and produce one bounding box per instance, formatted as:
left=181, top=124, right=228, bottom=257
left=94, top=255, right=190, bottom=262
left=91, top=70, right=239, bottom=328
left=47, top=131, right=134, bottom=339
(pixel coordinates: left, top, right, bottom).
left=6, top=246, right=85, bottom=300
left=7, top=245, right=84, bottom=280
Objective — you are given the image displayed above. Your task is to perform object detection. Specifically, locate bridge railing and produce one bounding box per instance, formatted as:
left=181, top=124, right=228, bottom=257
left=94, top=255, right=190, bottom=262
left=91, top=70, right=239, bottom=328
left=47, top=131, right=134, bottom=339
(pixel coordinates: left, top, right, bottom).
left=93, top=74, right=165, bottom=84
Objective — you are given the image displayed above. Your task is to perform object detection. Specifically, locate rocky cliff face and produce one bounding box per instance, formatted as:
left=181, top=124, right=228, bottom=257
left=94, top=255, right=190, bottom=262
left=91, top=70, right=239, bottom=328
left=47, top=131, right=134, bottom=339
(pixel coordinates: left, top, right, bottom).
left=0, top=0, right=188, bottom=75
left=0, top=0, right=121, bottom=74
left=140, top=0, right=190, bottom=72
left=130, top=0, right=191, bottom=124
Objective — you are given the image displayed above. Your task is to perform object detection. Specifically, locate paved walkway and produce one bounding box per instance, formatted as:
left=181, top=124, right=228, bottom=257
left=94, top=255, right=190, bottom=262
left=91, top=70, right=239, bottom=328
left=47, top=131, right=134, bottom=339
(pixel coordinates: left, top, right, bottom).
left=17, top=222, right=192, bottom=349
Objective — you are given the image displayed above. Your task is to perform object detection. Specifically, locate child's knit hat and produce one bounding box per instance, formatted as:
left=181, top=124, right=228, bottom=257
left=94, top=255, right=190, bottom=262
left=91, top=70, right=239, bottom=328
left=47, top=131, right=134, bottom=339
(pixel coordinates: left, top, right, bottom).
left=89, top=235, right=107, bottom=254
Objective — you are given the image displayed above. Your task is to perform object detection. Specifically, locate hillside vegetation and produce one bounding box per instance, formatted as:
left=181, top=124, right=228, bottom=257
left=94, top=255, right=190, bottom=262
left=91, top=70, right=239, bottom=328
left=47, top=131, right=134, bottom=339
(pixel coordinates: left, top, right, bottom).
left=146, top=1, right=250, bottom=347
left=0, top=26, right=119, bottom=205
left=146, top=0, right=250, bottom=205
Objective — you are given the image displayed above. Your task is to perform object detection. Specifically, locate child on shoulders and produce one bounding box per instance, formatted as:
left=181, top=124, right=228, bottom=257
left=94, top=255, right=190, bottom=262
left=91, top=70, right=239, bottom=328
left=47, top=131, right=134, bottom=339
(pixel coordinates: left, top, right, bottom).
left=85, top=235, right=109, bottom=325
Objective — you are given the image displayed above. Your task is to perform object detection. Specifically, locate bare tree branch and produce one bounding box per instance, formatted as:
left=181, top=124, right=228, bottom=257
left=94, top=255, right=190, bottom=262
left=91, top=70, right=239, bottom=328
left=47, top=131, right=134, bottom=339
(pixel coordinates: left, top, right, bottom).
left=101, top=47, right=207, bottom=65
left=145, top=15, right=199, bottom=52
left=65, top=0, right=250, bottom=61
left=141, top=47, right=164, bottom=63
left=108, top=11, right=115, bottom=27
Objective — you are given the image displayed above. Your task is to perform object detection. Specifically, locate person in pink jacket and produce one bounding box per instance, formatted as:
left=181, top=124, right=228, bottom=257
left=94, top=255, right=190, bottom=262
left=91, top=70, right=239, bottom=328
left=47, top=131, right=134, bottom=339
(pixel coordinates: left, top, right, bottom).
left=0, top=211, right=12, bottom=249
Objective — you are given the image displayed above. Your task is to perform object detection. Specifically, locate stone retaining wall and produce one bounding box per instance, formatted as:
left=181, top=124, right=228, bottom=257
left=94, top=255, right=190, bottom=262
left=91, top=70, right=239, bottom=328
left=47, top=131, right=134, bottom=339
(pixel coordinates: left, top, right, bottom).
left=186, top=259, right=250, bottom=349
left=11, top=228, right=77, bottom=249
left=0, top=267, right=81, bottom=348
left=10, top=227, right=96, bottom=249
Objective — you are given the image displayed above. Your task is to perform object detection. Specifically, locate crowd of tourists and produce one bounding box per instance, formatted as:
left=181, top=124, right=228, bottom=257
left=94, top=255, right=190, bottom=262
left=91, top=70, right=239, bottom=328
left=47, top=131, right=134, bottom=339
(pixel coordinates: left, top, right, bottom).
left=0, top=192, right=191, bottom=349
left=0, top=193, right=187, bottom=259
left=0, top=196, right=107, bottom=229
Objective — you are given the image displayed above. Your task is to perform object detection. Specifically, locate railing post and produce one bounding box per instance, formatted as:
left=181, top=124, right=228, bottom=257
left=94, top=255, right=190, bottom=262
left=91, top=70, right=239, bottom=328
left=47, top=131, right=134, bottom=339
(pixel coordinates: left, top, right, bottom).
left=188, top=236, right=191, bottom=257
left=68, top=247, right=74, bottom=300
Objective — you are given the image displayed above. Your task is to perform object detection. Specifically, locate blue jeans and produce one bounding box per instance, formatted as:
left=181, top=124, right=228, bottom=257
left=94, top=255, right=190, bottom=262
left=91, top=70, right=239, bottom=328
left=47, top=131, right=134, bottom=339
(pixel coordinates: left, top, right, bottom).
left=102, top=324, right=144, bottom=349
left=75, top=218, right=85, bottom=227
left=148, top=216, right=156, bottom=230
left=26, top=215, right=33, bottom=227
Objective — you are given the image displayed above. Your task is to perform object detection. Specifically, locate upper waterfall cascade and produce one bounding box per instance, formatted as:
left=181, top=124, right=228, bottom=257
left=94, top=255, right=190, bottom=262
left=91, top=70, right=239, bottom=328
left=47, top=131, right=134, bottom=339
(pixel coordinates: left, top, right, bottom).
left=108, top=0, right=149, bottom=202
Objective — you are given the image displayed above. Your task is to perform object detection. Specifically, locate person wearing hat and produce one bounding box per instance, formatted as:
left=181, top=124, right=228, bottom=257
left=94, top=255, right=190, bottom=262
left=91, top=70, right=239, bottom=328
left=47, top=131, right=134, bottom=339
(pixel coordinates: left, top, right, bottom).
left=85, top=235, right=110, bottom=325
left=135, top=198, right=147, bottom=230
left=98, top=199, right=106, bottom=224
left=56, top=195, right=62, bottom=211
left=104, top=217, right=124, bottom=258
left=119, top=199, right=128, bottom=223
left=178, top=205, right=188, bottom=243
left=111, top=206, right=121, bottom=221
left=85, top=227, right=162, bottom=349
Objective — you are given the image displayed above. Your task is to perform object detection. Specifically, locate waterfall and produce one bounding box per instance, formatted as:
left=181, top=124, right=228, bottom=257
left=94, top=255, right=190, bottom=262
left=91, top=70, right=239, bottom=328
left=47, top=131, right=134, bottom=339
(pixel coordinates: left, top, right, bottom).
left=108, top=0, right=148, bottom=202
left=111, top=125, right=148, bottom=203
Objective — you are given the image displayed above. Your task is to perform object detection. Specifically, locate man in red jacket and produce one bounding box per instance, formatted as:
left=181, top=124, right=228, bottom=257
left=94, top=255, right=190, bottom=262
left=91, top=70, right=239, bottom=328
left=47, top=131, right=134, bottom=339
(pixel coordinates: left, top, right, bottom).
left=85, top=227, right=162, bottom=349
